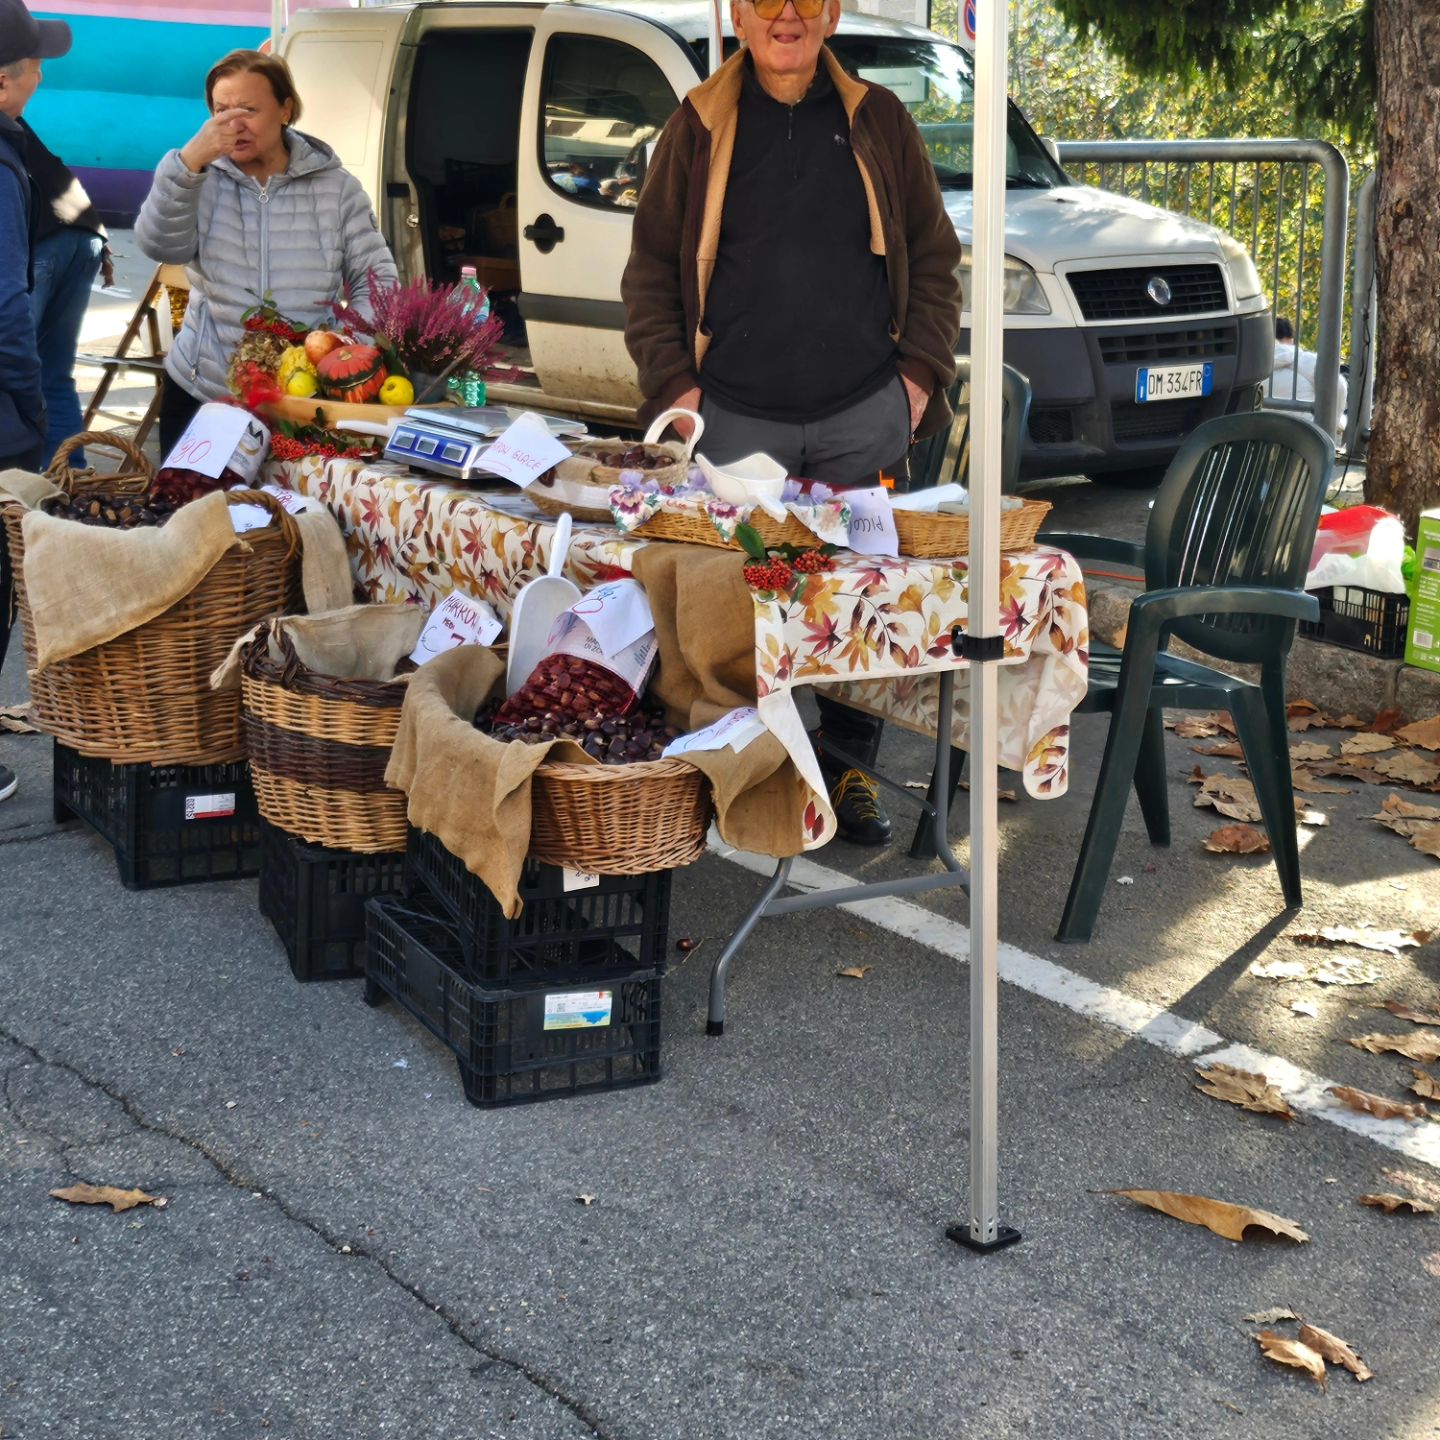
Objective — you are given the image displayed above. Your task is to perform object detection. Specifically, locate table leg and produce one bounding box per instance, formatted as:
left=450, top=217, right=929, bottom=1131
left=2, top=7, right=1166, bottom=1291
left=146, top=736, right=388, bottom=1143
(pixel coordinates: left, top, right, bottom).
left=706, top=856, right=795, bottom=1037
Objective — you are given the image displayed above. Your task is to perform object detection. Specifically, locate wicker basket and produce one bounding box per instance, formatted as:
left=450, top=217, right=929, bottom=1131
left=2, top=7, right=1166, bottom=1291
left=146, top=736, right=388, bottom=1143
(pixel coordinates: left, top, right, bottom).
left=893, top=498, right=1052, bottom=558
left=637, top=504, right=819, bottom=551
left=4, top=489, right=302, bottom=765
left=568, top=438, right=689, bottom=490
left=528, top=489, right=615, bottom=527
left=527, top=755, right=712, bottom=873
left=240, top=622, right=409, bottom=853
left=46, top=432, right=153, bottom=497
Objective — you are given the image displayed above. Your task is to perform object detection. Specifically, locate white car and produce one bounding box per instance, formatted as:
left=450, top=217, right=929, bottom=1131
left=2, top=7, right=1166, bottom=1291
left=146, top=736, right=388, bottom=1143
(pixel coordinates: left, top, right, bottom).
left=282, top=0, right=1273, bottom=484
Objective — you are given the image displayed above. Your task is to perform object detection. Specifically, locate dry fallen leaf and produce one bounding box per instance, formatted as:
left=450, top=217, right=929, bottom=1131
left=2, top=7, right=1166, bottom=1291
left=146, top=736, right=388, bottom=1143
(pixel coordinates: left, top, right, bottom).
left=1298, top=1323, right=1374, bottom=1383
left=836, top=965, right=872, bottom=979
left=1290, top=741, right=1332, bottom=762
left=49, top=1184, right=164, bottom=1213
left=1372, top=750, right=1440, bottom=788
left=1327, top=1083, right=1428, bottom=1122
left=1376, top=1000, right=1440, bottom=1027
left=0, top=701, right=39, bottom=734
left=1287, top=700, right=1330, bottom=732
left=1359, top=1192, right=1436, bottom=1215
left=1194, top=1063, right=1295, bottom=1120
left=575, top=1194, right=596, bottom=1206
left=1335, top=713, right=1369, bottom=729
left=1205, top=824, right=1270, bottom=855
left=1371, top=792, right=1440, bottom=837
left=1296, top=805, right=1330, bottom=828
left=1291, top=769, right=1354, bottom=795
left=1306, top=757, right=1385, bottom=784
left=1412, top=827, right=1440, bottom=859
left=1291, top=1000, right=1319, bottom=1017
left=1194, top=773, right=1262, bottom=822
left=1193, top=740, right=1246, bottom=758
left=1410, top=1070, right=1440, bottom=1101
left=1172, top=712, right=1234, bottom=738
left=1367, top=707, right=1406, bottom=734
left=1244, top=1307, right=1301, bottom=1325
left=1344, top=732, right=1397, bottom=755
left=1250, top=958, right=1308, bottom=980
left=1255, top=1331, right=1327, bottom=1386
left=1395, top=715, right=1440, bottom=750
left=1101, top=1189, right=1309, bottom=1243
left=1292, top=926, right=1433, bottom=958
left=1250, top=954, right=1381, bottom=985
left=1349, top=1032, right=1440, bottom=1064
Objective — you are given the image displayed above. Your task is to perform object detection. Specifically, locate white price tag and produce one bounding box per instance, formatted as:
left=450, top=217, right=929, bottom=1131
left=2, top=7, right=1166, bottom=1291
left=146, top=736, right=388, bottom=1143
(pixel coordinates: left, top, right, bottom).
left=844, top=485, right=899, bottom=556
left=662, top=706, right=766, bottom=758
left=408, top=591, right=503, bottom=664
left=228, top=502, right=275, bottom=535
left=562, top=867, right=601, bottom=892
left=259, top=483, right=316, bottom=515
left=559, top=579, right=654, bottom=658
left=476, top=413, right=572, bottom=488
left=163, top=403, right=270, bottom=483
left=543, top=989, right=613, bottom=1030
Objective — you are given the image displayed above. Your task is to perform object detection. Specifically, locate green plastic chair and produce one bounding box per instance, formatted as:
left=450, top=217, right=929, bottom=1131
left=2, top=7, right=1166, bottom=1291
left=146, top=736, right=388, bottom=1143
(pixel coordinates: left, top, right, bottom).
left=904, top=356, right=1032, bottom=495
left=1042, top=411, right=1335, bottom=943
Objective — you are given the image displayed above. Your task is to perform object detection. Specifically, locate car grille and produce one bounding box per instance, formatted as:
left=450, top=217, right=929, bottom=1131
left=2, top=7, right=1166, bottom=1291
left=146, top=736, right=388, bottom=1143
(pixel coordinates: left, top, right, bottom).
left=1027, top=408, right=1075, bottom=445
left=1098, top=326, right=1235, bottom=366
left=1068, top=265, right=1228, bottom=321
left=1111, top=400, right=1205, bottom=442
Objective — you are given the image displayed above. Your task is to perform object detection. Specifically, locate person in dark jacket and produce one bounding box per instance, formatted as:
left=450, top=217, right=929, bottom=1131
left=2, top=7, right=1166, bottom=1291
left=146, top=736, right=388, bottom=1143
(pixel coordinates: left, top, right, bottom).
left=622, top=0, right=962, bottom=845
left=0, top=0, right=72, bottom=804
left=22, top=121, right=110, bottom=467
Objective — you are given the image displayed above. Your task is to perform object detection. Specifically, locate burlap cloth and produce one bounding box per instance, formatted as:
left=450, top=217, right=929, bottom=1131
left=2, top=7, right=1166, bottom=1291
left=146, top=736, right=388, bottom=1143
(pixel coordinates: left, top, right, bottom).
left=389, top=549, right=818, bottom=916
left=0, top=471, right=352, bottom=670
left=211, top=603, right=427, bottom=690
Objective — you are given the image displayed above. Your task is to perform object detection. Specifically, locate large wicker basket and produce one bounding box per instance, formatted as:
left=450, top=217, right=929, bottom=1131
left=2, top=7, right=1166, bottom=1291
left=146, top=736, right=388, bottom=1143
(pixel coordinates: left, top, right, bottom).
left=527, top=754, right=712, bottom=873
left=3, top=489, right=302, bottom=765
left=240, top=621, right=409, bottom=853
left=892, top=498, right=1052, bottom=558
left=636, top=504, right=819, bottom=551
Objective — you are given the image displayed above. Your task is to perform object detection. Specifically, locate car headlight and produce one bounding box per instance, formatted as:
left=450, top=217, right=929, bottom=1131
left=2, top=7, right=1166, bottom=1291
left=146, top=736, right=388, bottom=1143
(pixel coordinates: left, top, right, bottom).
left=1217, top=231, right=1263, bottom=303
left=956, top=245, right=1051, bottom=316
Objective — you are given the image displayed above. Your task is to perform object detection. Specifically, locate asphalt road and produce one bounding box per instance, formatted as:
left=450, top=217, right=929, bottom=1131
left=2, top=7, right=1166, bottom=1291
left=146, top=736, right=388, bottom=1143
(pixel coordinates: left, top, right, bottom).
left=2, top=236, right=1438, bottom=1439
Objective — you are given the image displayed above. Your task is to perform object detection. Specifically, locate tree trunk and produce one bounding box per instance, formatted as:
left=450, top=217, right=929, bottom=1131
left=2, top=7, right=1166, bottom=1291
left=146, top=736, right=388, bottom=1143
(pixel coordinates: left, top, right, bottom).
left=1366, top=0, right=1440, bottom=531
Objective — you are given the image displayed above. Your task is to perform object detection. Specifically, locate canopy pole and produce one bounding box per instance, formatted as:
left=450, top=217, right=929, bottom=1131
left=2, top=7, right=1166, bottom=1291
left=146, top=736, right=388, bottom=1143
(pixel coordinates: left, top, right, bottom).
left=270, top=0, right=285, bottom=53
left=709, top=0, right=723, bottom=75
left=947, top=0, right=1020, bottom=1256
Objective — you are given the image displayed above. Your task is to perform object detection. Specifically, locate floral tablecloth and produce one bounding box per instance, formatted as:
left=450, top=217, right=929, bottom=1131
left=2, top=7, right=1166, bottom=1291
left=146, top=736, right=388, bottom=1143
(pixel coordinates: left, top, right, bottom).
left=269, top=456, right=1089, bottom=847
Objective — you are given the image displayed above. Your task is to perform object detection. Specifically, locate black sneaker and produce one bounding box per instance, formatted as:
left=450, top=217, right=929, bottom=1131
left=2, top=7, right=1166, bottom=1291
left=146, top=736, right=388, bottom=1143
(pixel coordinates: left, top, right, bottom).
left=828, top=767, right=892, bottom=847
left=0, top=763, right=15, bottom=803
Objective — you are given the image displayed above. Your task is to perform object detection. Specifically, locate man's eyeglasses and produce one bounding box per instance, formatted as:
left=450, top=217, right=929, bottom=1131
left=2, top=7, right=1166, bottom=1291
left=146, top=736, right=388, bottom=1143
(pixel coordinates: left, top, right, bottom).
left=749, top=0, right=828, bottom=20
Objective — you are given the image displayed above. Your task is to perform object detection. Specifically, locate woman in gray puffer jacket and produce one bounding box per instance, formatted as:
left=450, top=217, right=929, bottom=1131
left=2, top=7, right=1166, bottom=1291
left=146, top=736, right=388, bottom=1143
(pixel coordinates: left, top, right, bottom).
left=136, top=48, right=397, bottom=453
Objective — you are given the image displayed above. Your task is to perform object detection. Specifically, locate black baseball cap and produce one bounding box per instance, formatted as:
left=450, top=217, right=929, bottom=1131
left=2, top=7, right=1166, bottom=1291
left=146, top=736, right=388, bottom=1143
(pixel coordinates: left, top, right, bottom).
left=0, top=0, right=72, bottom=68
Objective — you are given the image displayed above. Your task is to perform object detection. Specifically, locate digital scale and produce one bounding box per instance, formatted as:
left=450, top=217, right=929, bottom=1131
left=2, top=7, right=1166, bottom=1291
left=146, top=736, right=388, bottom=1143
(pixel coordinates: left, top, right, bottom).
left=382, top=405, right=587, bottom=480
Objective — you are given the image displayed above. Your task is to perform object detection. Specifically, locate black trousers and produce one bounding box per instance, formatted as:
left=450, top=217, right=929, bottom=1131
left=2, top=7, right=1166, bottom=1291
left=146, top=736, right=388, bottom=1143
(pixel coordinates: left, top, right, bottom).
left=156, top=374, right=205, bottom=461
left=0, top=442, right=46, bottom=677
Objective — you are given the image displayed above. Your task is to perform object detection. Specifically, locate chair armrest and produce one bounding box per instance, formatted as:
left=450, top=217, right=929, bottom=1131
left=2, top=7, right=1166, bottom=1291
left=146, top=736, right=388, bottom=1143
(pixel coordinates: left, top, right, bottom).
left=1036, top=531, right=1145, bottom=571
left=1129, top=585, right=1321, bottom=630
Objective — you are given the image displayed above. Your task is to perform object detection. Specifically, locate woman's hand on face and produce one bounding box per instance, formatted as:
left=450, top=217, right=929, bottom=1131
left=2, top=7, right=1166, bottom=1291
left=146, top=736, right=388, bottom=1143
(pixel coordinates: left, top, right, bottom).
left=179, top=108, right=250, bottom=173
left=901, top=374, right=930, bottom=435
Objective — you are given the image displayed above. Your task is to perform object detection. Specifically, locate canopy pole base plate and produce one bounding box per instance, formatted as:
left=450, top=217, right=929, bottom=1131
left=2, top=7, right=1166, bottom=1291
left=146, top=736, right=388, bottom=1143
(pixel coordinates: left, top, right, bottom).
left=947, top=1224, right=1022, bottom=1254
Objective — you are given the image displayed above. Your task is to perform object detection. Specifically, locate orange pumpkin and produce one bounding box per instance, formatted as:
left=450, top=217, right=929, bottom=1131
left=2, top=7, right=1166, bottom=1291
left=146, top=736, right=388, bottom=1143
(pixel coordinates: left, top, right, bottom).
left=316, top=344, right=388, bottom=404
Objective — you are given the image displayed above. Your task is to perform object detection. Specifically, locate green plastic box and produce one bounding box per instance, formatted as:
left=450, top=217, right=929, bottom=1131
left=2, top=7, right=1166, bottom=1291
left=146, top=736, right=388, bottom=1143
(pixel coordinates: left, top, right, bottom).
left=1405, top=507, right=1440, bottom=673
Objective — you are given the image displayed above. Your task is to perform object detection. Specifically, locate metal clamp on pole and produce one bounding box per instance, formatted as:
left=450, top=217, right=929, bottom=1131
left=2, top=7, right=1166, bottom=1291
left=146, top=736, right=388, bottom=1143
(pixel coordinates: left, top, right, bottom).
left=952, top=626, right=1006, bottom=663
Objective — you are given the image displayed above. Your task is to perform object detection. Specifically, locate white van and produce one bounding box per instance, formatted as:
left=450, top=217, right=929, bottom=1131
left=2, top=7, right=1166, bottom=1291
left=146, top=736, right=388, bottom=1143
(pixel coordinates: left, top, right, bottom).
left=281, top=0, right=1273, bottom=483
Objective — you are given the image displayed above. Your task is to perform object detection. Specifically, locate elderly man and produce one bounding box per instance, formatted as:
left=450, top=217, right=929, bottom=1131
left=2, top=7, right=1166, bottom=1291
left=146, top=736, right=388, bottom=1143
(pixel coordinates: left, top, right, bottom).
left=622, top=0, right=962, bottom=844
left=0, top=0, right=72, bottom=807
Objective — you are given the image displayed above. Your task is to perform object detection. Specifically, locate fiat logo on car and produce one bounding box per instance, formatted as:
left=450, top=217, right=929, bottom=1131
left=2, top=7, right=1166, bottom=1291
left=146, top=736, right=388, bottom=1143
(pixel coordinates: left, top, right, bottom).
left=1146, top=275, right=1173, bottom=307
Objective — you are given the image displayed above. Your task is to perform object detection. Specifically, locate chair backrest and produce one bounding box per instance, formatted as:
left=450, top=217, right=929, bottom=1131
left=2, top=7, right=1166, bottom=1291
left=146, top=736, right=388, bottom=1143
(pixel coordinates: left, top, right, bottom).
left=1144, top=411, right=1335, bottom=664
left=904, top=357, right=1032, bottom=495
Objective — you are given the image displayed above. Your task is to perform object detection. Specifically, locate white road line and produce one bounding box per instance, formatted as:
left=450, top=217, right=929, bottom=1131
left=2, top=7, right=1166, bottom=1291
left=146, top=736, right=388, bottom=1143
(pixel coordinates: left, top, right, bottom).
left=713, top=842, right=1440, bottom=1169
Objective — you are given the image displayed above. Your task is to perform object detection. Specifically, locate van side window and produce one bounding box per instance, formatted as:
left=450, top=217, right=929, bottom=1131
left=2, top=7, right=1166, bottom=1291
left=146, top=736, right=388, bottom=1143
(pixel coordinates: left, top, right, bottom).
left=539, top=35, right=678, bottom=211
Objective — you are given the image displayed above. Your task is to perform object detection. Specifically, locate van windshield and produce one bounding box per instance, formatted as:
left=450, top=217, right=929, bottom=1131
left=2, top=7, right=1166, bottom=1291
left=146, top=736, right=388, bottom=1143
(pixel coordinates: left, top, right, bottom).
left=690, top=36, right=1065, bottom=191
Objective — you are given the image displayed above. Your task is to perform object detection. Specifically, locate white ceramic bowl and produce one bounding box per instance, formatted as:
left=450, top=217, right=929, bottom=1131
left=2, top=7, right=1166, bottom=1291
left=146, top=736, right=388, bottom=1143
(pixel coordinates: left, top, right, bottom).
left=695, top=451, right=788, bottom=506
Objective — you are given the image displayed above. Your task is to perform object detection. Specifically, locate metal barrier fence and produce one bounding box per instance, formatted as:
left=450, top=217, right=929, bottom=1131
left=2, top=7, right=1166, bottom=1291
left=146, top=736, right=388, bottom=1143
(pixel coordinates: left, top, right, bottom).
left=1055, top=139, right=1351, bottom=446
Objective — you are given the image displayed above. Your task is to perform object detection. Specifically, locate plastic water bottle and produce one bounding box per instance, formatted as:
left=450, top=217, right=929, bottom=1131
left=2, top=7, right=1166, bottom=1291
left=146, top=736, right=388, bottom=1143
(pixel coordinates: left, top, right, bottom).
left=452, top=265, right=490, bottom=407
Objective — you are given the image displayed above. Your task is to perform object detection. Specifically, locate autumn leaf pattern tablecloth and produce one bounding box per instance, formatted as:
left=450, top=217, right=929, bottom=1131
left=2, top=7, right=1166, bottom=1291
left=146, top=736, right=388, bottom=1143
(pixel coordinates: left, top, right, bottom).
left=270, top=457, right=1089, bottom=848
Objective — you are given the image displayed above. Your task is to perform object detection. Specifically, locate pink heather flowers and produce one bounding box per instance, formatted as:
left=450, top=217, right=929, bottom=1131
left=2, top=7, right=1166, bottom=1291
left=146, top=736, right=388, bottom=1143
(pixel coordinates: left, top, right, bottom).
left=335, top=272, right=507, bottom=377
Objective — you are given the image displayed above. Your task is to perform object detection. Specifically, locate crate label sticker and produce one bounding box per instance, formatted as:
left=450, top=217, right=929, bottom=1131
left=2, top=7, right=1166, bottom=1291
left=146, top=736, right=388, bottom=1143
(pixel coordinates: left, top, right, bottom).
left=185, top=792, right=236, bottom=820
left=544, top=990, right=613, bottom=1030
left=562, top=867, right=601, bottom=892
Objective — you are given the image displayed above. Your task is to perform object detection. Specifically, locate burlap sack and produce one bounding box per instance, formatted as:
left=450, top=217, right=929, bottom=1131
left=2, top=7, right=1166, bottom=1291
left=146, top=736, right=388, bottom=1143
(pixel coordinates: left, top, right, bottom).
left=212, top=603, right=426, bottom=692
left=0, top=468, right=62, bottom=512
left=290, top=506, right=354, bottom=614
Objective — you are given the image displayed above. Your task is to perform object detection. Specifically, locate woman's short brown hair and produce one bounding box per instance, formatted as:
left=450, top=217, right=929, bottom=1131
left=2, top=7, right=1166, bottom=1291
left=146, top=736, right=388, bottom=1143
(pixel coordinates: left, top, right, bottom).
left=205, top=49, right=302, bottom=124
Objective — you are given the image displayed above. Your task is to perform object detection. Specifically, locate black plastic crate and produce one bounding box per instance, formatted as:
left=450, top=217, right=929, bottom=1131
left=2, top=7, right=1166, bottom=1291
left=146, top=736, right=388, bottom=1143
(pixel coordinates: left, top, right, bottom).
left=259, top=822, right=406, bottom=982
left=1298, top=585, right=1411, bottom=658
left=405, top=826, right=671, bottom=985
left=363, top=895, right=662, bottom=1107
left=52, top=740, right=261, bottom=890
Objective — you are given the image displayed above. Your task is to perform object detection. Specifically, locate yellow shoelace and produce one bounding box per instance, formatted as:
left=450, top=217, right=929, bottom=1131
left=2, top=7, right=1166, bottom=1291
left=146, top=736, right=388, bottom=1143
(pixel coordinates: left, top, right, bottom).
left=829, top=768, right=882, bottom=821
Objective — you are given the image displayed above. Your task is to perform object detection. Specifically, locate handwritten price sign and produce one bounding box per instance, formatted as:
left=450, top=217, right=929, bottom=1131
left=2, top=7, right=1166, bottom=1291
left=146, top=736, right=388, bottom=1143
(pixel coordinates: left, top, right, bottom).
left=409, top=590, right=503, bottom=664
left=476, top=413, right=572, bottom=488
left=161, top=403, right=269, bottom=482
